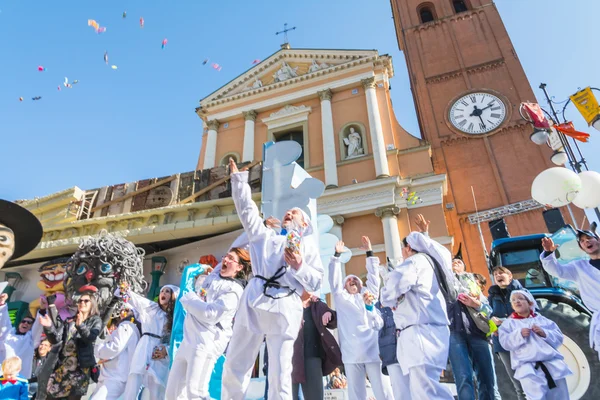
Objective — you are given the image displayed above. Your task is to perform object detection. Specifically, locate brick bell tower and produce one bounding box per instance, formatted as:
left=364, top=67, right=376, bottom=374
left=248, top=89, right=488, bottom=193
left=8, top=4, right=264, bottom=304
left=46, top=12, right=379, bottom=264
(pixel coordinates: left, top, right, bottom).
left=389, top=0, right=579, bottom=274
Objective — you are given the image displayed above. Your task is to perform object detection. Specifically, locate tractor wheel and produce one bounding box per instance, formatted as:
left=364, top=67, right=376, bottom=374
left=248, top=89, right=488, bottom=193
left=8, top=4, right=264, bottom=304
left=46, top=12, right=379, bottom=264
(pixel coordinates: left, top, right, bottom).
left=535, top=298, right=600, bottom=400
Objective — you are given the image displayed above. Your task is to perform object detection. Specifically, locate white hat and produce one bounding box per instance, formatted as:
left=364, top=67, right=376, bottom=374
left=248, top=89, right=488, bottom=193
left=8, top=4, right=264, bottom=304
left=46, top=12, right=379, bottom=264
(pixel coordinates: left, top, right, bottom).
left=510, top=290, right=536, bottom=312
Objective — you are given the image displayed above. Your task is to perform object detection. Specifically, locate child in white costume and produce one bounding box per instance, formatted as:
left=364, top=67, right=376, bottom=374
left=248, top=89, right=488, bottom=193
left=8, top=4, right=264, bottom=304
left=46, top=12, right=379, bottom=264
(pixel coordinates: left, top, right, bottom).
left=90, top=304, right=141, bottom=399
left=123, top=284, right=179, bottom=400
left=328, top=238, right=392, bottom=400
left=222, top=159, right=323, bottom=400
left=380, top=231, right=455, bottom=400
left=498, top=290, right=571, bottom=400
left=541, top=231, right=600, bottom=359
left=165, top=246, right=250, bottom=400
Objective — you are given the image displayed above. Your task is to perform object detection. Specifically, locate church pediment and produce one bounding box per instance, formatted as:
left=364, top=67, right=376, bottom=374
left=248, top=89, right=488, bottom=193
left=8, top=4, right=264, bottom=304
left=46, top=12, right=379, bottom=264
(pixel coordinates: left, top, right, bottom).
left=200, top=48, right=383, bottom=107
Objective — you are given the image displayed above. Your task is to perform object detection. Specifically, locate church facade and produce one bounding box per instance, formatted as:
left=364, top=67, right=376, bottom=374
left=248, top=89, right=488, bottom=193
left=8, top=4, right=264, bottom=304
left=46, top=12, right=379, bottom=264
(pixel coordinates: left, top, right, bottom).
left=195, top=45, right=451, bottom=277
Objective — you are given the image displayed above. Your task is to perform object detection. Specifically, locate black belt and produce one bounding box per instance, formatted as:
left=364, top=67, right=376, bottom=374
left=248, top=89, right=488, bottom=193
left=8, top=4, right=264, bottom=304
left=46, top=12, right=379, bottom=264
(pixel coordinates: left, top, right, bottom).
left=535, top=361, right=557, bottom=389
left=142, top=332, right=162, bottom=339
left=255, top=265, right=297, bottom=300
left=396, top=325, right=414, bottom=337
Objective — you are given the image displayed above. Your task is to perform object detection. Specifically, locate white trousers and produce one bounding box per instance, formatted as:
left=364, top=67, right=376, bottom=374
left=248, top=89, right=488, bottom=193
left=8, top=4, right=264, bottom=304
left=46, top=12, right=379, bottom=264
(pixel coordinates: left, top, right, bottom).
left=222, top=323, right=296, bottom=400
left=123, top=373, right=166, bottom=400
left=520, top=374, right=569, bottom=400
left=89, top=380, right=126, bottom=400
left=344, top=362, right=393, bottom=400
left=386, top=363, right=407, bottom=400
left=165, top=346, right=217, bottom=400
left=394, top=364, right=453, bottom=400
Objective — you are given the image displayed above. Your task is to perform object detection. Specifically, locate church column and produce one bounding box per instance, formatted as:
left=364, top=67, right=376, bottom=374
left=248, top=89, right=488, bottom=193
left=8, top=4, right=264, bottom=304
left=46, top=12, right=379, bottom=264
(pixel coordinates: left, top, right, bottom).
left=242, top=110, right=257, bottom=162
left=375, top=206, right=402, bottom=262
left=203, top=120, right=219, bottom=169
left=318, top=89, right=339, bottom=188
left=362, top=77, right=390, bottom=178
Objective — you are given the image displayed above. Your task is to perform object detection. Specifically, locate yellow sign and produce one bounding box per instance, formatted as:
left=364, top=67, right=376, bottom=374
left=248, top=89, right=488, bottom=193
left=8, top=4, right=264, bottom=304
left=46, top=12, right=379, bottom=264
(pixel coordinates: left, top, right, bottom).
left=570, top=87, right=600, bottom=125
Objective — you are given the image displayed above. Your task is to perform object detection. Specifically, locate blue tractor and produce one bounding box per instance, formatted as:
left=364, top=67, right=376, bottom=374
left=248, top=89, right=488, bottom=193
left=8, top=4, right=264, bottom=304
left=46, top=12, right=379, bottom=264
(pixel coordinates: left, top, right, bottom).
left=489, top=225, right=600, bottom=399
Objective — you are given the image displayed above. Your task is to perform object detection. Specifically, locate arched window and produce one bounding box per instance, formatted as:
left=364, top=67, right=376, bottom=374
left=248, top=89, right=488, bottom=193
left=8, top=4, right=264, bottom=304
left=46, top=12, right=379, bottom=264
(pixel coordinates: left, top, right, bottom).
left=452, top=0, right=469, bottom=13
left=220, top=152, right=239, bottom=166
left=419, top=7, right=435, bottom=23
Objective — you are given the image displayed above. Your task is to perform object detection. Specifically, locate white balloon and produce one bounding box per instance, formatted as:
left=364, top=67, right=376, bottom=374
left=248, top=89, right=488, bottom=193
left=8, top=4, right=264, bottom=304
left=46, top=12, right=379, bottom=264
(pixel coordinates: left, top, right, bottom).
left=531, top=167, right=581, bottom=207
left=572, top=171, right=600, bottom=209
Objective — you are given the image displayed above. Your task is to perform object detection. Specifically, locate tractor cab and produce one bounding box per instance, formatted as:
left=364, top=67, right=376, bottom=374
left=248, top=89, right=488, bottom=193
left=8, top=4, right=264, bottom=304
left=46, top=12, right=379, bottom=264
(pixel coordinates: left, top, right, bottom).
left=489, top=226, right=589, bottom=315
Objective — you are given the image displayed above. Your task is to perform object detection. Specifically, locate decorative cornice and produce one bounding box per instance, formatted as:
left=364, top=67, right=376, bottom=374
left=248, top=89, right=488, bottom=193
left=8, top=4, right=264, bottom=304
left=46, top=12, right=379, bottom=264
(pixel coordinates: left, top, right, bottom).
left=268, top=104, right=308, bottom=118
left=425, top=58, right=505, bottom=84
left=375, top=206, right=400, bottom=218
left=318, top=89, right=333, bottom=101
left=361, top=77, right=376, bottom=90
left=243, top=110, right=258, bottom=122
left=440, top=121, right=529, bottom=145
left=332, top=215, right=345, bottom=225
left=206, top=119, right=220, bottom=131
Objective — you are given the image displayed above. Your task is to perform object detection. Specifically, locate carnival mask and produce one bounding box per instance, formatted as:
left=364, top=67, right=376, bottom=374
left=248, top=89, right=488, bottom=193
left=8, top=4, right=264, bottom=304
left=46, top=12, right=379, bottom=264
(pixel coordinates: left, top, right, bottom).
left=0, top=224, right=15, bottom=269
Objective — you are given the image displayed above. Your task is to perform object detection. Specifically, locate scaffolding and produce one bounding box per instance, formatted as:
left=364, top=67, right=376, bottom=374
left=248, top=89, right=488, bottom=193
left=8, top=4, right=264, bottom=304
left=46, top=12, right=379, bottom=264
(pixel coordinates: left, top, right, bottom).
left=467, top=199, right=544, bottom=224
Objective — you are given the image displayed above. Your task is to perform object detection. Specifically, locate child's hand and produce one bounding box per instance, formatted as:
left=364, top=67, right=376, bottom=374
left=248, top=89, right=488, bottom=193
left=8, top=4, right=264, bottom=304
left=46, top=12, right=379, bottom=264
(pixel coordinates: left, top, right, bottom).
left=0, top=293, right=8, bottom=306
left=541, top=237, right=558, bottom=253
left=228, top=157, right=239, bottom=175
left=39, top=314, right=52, bottom=328
left=491, top=317, right=503, bottom=326
left=414, top=214, right=430, bottom=233
left=284, top=247, right=303, bottom=270
left=531, top=324, right=546, bottom=338
left=334, top=241, right=345, bottom=255
left=265, top=216, right=281, bottom=229
left=322, top=311, right=332, bottom=326
left=521, top=328, right=531, bottom=338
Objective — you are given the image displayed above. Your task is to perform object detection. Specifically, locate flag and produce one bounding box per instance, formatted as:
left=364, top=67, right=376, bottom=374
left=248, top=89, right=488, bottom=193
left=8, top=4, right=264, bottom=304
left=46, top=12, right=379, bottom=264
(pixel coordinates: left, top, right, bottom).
left=554, top=122, right=590, bottom=143
left=521, top=102, right=550, bottom=129
left=212, top=63, right=222, bottom=71
left=570, top=87, right=600, bottom=126
left=252, top=59, right=261, bottom=65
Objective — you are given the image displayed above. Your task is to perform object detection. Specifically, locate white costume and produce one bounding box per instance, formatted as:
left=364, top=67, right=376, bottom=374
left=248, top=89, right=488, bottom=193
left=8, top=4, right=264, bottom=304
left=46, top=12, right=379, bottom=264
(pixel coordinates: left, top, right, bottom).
left=124, top=285, right=179, bottom=400
left=328, top=255, right=391, bottom=400
left=0, top=304, right=43, bottom=378
left=541, top=251, right=600, bottom=359
left=222, top=170, right=323, bottom=400
left=380, top=232, right=453, bottom=400
left=90, top=319, right=141, bottom=399
left=498, top=291, right=571, bottom=400
left=166, top=266, right=244, bottom=399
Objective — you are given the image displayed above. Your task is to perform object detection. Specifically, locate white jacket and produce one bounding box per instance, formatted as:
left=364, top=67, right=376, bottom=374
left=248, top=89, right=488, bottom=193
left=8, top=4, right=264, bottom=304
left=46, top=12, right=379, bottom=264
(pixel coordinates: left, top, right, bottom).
left=95, top=320, right=140, bottom=383
left=179, top=275, right=244, bottom=358
left=381, top=253, right=450, bottom=371
left=328, top=256, right=383, bottom=364
left=0, top=305, right=43, bottom=378
left=541, top=252, right=600, bottom=353
left=498, top=313, right=572, bottom=382
left=230, top=171, right=323, bottom=337
left=127, top=291, right=170, bottom=387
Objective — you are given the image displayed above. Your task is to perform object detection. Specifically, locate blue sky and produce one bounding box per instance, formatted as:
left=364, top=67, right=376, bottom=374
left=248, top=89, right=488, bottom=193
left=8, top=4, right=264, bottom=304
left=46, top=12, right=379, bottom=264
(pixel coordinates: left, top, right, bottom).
left=2, top=0, right=599, bottom=214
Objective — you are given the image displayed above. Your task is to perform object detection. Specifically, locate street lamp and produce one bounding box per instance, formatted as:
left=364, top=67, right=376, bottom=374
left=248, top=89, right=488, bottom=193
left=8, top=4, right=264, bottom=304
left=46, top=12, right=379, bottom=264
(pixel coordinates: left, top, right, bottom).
left=522, top=83, right=600, bottom=221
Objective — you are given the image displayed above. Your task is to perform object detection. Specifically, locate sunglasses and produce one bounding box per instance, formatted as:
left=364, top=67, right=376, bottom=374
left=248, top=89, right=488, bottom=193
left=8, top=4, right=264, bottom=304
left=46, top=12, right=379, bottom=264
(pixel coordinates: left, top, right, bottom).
left=21, top=320, right=34, bottom=325
left=78, top=299, right=91, bottom=304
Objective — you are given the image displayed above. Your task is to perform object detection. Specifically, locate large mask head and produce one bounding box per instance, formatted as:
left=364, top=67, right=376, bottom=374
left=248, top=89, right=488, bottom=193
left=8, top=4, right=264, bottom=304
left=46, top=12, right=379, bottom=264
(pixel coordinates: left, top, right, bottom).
left=0, top=200, right=43, bottom=269
left=65, top=231, right=147, bottom=317
left=37, top=258, right=68, bottom=293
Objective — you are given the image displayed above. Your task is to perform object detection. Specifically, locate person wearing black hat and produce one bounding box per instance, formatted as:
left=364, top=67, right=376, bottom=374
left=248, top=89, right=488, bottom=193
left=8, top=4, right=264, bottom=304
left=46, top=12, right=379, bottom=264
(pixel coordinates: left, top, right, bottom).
left=0, top=199, right=43, bottom=269
left=541, top=224, right=600, bottom=360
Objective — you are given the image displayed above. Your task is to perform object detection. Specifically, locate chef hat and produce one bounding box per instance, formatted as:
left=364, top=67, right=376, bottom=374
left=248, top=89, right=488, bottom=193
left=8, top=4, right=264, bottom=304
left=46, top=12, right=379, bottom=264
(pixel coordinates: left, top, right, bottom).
left=161, top=284, right=180, bottom=299
left=510, top=290, right=536, bottom=311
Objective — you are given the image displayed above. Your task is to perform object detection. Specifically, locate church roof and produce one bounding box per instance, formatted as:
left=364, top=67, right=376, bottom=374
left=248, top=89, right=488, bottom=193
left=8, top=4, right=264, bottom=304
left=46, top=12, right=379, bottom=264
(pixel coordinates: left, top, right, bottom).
left=197, top=46, right=392, bottom=116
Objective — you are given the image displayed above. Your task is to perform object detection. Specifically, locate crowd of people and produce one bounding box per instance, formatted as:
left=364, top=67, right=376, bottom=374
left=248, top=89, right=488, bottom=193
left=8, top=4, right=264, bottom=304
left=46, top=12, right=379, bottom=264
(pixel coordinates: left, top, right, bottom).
left=1, top=161, right=600, bottom=400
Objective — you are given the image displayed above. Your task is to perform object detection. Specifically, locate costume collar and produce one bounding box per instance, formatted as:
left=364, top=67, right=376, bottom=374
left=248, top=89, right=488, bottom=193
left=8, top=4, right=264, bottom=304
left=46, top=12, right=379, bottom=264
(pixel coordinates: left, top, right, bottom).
left=510, top=311, right=536, bottom=319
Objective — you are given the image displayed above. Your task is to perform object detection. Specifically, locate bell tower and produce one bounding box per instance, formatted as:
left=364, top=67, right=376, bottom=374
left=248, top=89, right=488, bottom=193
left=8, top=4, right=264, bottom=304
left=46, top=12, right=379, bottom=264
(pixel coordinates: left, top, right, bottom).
left=390, top=0, right=575, bottom=273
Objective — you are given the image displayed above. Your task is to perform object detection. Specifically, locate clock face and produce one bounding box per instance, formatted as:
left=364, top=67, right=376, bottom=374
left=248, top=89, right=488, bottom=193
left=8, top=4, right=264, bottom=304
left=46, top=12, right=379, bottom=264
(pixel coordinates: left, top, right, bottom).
left=449, top=92, right=507, bottom=134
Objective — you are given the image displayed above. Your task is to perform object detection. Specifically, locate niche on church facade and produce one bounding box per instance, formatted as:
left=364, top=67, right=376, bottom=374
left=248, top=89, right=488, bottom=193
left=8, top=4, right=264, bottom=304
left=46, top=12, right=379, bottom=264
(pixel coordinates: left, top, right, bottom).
left=339, top=122, right=367, bottom=161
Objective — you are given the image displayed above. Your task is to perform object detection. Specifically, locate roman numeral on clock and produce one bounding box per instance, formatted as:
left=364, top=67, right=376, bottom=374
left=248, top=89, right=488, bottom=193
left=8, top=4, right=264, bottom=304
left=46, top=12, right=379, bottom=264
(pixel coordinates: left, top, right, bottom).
left=470, top=95, right=477, bottom=103
left=490, top=113, right=502, bottom=119
left=458, top=119, right=467, bottom=127
left=461, top=100, right=469, bottom=106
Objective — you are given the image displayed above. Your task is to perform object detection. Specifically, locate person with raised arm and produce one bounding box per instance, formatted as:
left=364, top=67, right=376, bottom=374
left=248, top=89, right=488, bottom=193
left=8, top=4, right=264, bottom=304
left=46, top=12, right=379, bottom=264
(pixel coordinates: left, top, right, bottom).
left=328, top=237, right=391, bottom=400
left=221, top=158, right=323, bottom=400
left=540, top=228, right=600, bottom=360
left=380, top=224, right=455, bottom=400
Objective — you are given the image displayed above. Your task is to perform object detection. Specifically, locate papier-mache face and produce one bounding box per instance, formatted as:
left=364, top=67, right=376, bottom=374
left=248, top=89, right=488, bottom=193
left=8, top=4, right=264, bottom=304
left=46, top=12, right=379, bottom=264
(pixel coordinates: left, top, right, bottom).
left=37, top=258, right=68, bottom=293
left=65, top=231, right=147, bottom=318
left=0, top=224, right=15, bottom=269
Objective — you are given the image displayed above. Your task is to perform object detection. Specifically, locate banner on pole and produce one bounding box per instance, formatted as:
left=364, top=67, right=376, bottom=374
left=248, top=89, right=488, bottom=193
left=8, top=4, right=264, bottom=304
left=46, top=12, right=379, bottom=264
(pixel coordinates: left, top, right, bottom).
left=570, top=87, right=600, bottom=125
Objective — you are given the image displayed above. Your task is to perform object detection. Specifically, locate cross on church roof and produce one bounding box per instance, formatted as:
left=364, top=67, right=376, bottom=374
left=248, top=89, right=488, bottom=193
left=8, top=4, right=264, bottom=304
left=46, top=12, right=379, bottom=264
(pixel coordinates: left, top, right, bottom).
left=276, top=22, right=296, bottom=47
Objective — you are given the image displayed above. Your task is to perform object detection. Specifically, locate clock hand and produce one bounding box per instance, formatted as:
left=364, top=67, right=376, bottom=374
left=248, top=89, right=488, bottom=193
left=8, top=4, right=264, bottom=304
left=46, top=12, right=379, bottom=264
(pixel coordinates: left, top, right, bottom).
left=479, top=104, right=493, bottom=112
left=469, top=105, right=479, bottom=117
left=478, top=115, right=486, bottom=128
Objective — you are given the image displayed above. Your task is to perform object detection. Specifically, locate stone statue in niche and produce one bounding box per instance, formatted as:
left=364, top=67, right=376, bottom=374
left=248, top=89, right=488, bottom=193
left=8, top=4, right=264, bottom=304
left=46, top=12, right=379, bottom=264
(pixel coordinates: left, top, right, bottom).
left=273, top=61, right=298, bottom=82
left=251, top=77, right=263, bottom=88
left=308, top=59, right=330, bottom=73
left=343, top=126, right=364, bottom=158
